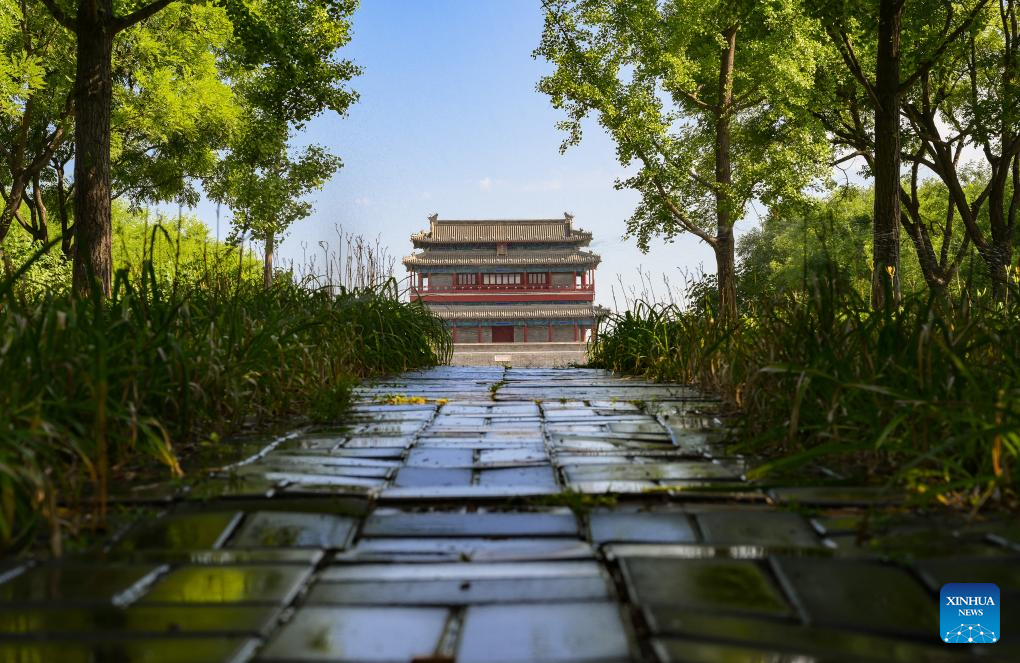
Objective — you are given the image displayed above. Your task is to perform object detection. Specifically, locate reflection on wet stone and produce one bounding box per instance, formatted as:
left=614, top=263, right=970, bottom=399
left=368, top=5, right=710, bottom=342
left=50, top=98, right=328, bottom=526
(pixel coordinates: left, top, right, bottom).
left=458, top=602, right=631, bottom=662
left=773, top=557, right=938, bottom=635
left=0, top=564, right=166, bottom=604
left=0, top=639, right=258, bottom=663
left=0, top=367, right=994, bottom=662
left=589, top=511, right=698, bottom=544
left=619, top=557, right=792, bottom=617
left=139, top=565, right=310, bottom=605
left=116, top=512, right=243, bottom=552
left=228, top=512, right=358, bottom=549
left=695, top=510, right=821, bottom=548
left=0, top=605, right=280, bottom=636
left=259, top=606, right=448, bottom=662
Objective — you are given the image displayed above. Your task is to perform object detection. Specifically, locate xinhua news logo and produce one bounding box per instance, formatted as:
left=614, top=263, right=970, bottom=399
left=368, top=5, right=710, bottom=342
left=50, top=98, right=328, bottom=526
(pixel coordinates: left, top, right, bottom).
left=941, top=583, right=1000, bottom=644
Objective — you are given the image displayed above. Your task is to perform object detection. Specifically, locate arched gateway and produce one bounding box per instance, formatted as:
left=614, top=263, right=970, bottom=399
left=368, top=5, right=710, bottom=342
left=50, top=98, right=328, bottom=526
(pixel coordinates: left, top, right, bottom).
left=404, top=214, right=602, bottom=365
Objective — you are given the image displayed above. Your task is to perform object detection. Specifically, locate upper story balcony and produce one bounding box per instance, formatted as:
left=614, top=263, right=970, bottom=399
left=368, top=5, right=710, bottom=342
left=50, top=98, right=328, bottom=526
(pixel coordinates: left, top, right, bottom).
left=412, top=282, right=594, bottom=294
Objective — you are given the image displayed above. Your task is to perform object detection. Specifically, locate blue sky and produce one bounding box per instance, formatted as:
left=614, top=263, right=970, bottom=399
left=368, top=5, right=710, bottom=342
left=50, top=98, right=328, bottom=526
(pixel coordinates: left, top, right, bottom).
left=193, top=0, right=721, bottom=308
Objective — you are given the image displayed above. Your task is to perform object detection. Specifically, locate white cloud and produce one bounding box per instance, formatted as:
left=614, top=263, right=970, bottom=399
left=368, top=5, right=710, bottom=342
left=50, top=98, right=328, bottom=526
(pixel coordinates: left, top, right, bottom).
left=354, top=196, right=372, bottom=207
left=421, top=191, right=432, bottom=200
left=478, top=176, right=493, bottom=192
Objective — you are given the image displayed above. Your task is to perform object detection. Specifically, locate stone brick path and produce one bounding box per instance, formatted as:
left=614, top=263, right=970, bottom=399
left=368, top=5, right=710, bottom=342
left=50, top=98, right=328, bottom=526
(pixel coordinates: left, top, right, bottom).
left=0, top=367, right=1016, bottom=661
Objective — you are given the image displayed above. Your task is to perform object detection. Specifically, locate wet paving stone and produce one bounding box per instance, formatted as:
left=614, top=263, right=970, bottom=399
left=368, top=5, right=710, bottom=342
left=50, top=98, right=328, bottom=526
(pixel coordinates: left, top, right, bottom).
left=262, top=471, right=383, bottom=489
left=307, top=570, right=609, bottom=605
left=458, top=602, right=632, bottom=662
left=393, top=467, right=473, bottom=487
left=772, top=557, right=938, bottom=635
left=915, top=555, right=1020, bottom=590
left=379, top=484, right=560, bottom=500
left=335, top=537, right=594, bottom=562
left=0, top=605, right=280, bottom=636
left=568, top=479, right=659, bottom=493
left=319, top=560, right=603, bottom=583
left=1, top=367, right=991, bottom=662
left=186, top=476, right=280, bottom=500
left=362, top=509, right=579, bottom=537
left=339, top=436, right=416, bottom=448
left=138, top=565, right=311, bottom=605
left=0, top=563, right=166, bottom=604
left=0, top=639, right=258, bottom=663
left=695, top=510, right=821, bottom=548
left=476, top=447, right=549, bottom=466
left=478, top=466, right=558, bottom=487
left=769, top=486, right=906, bottom=507
left=104, top=549, right=323, bottom=566
left=589, top=510, right=698, bottom=544
left=405, top=447, right=475, bottom=467
left=255, top=462, right=392, bottom=480
left=227, top=512, right=358, bottom=549
left=862, top=525, right=1009, bottom=559
left=651, top=638, right=816, bottom=663
left=809, top=511, right=867, bottom=535
left=551, top=436, right=681, bottom=453
left=563, top=461, right=742, bottom=483
left=642, top=608, right=970, bottom=662
left=618, top=556, right=793, bottom=617
left=265, top=454, right=400, bottom=469
left=115, top=512, right=243, bottom=552
left=258, top=606, right=449, bottom=661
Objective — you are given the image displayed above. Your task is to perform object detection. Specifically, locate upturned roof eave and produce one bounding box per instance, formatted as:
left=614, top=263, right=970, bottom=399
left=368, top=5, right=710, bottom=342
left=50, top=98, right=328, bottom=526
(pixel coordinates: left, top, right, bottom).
left=401, top=254, right=601, bottom=269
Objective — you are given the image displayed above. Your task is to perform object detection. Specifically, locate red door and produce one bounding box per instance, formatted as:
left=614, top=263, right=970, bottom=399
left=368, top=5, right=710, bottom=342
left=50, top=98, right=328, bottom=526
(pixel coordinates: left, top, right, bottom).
left=491, top=326, right=514, bottom=343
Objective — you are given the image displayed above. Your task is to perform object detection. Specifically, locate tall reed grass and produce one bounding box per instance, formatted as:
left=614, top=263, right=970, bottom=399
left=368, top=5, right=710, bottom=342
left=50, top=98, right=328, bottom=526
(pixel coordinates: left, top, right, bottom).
left=0, top=238, right=449, bottom=554
left=591, top=279, right=1020, bottom=504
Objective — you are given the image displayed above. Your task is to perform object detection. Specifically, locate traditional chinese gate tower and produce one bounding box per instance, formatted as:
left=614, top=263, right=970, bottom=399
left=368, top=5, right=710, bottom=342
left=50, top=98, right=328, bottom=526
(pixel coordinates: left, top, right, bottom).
left=404, top=214, right=600, bottom=360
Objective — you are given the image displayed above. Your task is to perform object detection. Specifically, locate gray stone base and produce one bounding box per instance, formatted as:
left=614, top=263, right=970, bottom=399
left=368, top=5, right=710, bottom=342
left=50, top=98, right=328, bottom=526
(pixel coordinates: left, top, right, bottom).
left=451, top=342, right=588, bottom=367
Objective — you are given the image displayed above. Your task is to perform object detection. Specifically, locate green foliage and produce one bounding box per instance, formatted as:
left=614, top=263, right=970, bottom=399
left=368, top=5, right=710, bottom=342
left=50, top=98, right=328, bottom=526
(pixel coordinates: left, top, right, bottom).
left=208, top=0, right=359, bottom=276
left=535, top=0, right=831, bottom=248
left=591, top=283, right=1020, bottom=503
left=112, top=3, right=240, bottom=204
left=0, top=243, right=450, bottom=553
left=0, top=202, right=263, bottom=297
left=207, top=123, right=341, bottom=251
left=735, top=186, right=947, bottom=299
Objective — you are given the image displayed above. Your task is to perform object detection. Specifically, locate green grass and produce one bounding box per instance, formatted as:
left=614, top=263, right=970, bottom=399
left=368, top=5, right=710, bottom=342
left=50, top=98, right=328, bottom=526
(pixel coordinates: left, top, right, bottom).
left=0, top=250, right=450, bottom=553
left=590, top=281, right=1020, bottom=506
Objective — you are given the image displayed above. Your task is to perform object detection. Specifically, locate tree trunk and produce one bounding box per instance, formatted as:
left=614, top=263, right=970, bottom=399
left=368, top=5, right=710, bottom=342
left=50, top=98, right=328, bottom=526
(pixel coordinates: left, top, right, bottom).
left=714, top=26, right=738, bottom=322
left=28, top=175, right=49, bottom=243
left=71, top=1, right=115, bottom=297
left=263, top=231, right=275, bottom=289
left=55, top=159, right=74, bottom=258
left=871, top=0, right=903, bottom=308
left=714, top=232, right=737, bottom=319
left=0, top=174, right=29, bottom=244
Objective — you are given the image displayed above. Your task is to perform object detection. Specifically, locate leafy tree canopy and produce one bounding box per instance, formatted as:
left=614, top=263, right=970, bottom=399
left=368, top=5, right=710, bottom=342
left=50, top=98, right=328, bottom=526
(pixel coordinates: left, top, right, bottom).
left=536, top=0, right=831, bottom=252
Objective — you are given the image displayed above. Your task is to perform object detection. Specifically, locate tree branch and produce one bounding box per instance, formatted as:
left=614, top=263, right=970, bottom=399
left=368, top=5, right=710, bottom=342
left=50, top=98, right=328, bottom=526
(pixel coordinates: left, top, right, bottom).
left=825, top=25, right=880, bottom=107
left=901, top=0, right=992, bottom=90
left=38, top=0, right=75, bottom=31
left=112, top=0, right=179, bottom=33
left=633, top=155, right=717, bottom=246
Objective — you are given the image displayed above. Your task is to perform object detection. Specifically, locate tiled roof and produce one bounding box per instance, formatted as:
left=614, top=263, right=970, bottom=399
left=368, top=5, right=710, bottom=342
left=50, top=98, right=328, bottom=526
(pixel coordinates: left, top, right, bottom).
left=411, top=217, right=592, bottom=244
left=428, top=304, right=597, bottom=321
left=403, top=251, right=601, bottom=268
